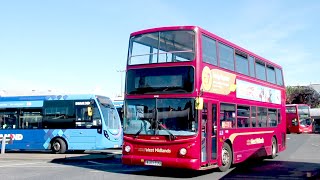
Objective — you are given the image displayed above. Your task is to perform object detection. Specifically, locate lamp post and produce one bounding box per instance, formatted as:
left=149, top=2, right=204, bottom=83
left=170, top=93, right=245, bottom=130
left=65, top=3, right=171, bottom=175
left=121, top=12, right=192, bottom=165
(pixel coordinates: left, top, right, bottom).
left=117, top=70, right=125, bottom=97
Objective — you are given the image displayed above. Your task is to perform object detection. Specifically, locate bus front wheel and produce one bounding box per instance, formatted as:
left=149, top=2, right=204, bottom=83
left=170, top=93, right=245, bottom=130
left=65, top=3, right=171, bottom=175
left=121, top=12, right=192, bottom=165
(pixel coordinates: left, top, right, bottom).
left=51, top=138, right=67, bottom=154
left=218, top=143, right=232, bottom=172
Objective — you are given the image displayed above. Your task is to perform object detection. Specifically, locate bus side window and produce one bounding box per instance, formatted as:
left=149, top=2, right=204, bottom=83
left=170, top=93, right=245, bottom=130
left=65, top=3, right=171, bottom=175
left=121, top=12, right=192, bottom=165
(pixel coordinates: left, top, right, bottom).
left=251, top=106, right=257, bottom=127
left=20, top=110, right=42, bottom=129
left=268, top=109, right=277, bottom=127
left=4, top=114, right=18, bottom=129
left=237, top=105, right=250, bottom=128
left=0, top=115, right=4, bottom=129
left=43, top=100, right=75, bottom=129
left=257, top=107, right=267, bottom=127
left=220, top=103, right=235, bottom=129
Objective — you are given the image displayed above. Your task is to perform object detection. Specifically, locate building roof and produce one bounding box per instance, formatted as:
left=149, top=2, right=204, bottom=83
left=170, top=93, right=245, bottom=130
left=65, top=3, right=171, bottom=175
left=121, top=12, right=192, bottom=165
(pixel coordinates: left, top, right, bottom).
left=310, top=108, right=320, bottom=118
left=310, top=84, right=320, bottom=94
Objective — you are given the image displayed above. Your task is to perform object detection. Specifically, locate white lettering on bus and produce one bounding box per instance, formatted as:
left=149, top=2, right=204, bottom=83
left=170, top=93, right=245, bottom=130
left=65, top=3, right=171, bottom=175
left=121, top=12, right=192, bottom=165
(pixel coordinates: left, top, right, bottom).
left=138, top=148, right=171, bottom=153
left=246, top=138, right=264, bottom=145
left=0, top=134, right=24, bottom=141
left=155, top=148, right=171, bottom=153
left=75, top=102, right=90, bottom=105
left=212, top=73, right=230, bottom=82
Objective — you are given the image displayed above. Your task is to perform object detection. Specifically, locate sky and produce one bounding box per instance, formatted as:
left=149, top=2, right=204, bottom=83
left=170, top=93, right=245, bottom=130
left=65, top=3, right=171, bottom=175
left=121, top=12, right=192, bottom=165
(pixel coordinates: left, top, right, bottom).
left=1, top=0, right=320, bottom=98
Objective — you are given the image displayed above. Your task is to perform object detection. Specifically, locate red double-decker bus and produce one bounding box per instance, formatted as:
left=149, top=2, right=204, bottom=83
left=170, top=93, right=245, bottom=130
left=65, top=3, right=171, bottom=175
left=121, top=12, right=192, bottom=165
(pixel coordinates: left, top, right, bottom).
left=286, top=104, right=313, bottom=134
left=121, top=26, right=286, bottom=171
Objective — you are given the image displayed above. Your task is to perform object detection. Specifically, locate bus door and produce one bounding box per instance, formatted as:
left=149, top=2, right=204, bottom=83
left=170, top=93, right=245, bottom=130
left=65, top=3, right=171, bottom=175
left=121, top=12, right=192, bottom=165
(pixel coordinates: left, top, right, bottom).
left=291, top=115, right=299, bottom=133
left=201, top=100, right=218, bottom=165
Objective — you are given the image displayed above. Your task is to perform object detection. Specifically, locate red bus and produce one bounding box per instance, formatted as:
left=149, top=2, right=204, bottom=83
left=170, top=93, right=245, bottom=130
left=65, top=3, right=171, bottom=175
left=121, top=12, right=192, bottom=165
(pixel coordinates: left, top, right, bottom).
left=121, top=26, right=286, bottom=171
left=286, top=104, right=313, bottom=134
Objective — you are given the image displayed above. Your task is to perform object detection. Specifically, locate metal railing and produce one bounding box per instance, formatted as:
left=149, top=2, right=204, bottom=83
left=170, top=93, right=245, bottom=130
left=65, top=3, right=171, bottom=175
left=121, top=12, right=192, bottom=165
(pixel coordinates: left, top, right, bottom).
left=0, top=136, right=12, bottom=154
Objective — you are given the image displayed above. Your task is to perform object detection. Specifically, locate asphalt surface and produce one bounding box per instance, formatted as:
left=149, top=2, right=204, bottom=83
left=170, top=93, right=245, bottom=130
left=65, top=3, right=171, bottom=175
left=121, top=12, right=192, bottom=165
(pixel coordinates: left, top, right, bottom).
left=0, top=149, right=122, bottom=161
left=0, top=135, right=319, bottom=179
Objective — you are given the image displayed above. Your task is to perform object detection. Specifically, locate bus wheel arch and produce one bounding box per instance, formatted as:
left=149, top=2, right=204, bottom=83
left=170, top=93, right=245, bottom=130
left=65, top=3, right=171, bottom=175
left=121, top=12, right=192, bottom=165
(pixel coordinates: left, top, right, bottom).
left=218, top=140, right=233, bottom=172
left=51, top=137, right=68, bottom=154
left=269, top=136, right=277, bottom=159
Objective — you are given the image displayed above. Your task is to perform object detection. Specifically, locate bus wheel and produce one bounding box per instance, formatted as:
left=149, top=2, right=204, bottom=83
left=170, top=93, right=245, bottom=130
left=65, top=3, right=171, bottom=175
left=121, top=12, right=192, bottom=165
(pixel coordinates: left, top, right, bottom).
left=218, top=143, right=232, bottom=172
left=269, top=137, right=277, bottom=159
left=286, top=129, right=291, bottom=134
left=51, top=138, right=67, bottom=154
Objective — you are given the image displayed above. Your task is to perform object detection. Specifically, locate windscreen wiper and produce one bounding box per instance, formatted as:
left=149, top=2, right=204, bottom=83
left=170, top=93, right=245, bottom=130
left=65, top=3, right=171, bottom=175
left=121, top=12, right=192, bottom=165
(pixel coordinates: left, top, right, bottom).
left=157, top=120, right=177, bottom=141
left=134, top=123, right=143, bottom=138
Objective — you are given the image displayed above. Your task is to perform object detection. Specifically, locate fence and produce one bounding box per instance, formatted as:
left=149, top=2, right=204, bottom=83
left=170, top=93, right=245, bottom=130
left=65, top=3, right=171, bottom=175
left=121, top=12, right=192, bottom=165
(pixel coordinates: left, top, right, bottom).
left=0, top=136, right=12, bottom=154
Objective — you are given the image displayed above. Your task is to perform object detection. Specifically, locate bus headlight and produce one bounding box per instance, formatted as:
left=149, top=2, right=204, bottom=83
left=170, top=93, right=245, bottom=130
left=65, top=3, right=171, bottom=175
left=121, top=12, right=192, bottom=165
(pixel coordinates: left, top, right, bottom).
left=179, top=148, right=187, bottom=156
left=124, top=145, right=131, bottom=153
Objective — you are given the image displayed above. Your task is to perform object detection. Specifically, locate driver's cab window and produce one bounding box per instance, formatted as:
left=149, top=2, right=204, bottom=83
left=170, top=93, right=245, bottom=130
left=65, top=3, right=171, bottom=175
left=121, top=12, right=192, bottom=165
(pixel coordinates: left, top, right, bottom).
left=75, top=101, right=100, bottom=128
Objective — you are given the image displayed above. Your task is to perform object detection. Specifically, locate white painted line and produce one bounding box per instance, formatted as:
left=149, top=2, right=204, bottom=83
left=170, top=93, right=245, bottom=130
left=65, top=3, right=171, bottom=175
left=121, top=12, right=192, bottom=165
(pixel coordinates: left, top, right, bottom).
left=88, top=161, right=106, bottom=166
left=90, top=170, right=104, bottom=173
left=0, top=162, right=42, bottom=168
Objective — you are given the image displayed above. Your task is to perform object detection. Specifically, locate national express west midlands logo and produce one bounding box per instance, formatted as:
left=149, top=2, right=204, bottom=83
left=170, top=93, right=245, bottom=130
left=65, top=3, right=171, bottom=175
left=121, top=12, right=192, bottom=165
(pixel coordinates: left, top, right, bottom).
left=0, top=134, right=23, bottom=141
left=246, top=138, right=264, bottom=145
left=138, top=148, right=172, bottom=154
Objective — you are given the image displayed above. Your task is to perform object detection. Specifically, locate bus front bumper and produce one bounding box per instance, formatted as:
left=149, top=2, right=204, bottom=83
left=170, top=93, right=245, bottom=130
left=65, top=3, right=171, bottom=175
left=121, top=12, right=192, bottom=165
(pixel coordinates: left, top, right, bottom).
left=122, top=155, right=200, bottom=170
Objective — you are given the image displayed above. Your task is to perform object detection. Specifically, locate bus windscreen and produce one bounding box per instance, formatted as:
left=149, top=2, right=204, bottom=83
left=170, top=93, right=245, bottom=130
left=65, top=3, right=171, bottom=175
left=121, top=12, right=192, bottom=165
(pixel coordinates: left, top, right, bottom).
left=129, top=30, right=195, bottom=65
left=124, top=98, right=196, bottom=136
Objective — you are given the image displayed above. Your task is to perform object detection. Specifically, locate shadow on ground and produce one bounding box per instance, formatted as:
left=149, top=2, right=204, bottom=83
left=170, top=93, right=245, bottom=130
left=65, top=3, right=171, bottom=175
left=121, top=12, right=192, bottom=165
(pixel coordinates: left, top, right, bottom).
left=50, top=155, right=320, bottom=179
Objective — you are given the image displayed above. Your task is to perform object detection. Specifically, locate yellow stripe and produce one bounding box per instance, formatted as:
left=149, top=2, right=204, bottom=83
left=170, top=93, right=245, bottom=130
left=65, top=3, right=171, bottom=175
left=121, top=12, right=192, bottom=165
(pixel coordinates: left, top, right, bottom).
left=229, top=131, right=274, bottom=143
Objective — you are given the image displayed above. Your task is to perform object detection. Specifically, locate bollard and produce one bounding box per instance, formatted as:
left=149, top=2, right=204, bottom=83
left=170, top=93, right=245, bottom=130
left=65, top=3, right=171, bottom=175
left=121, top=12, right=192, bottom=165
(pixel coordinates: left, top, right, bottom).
left=1, top=136, right=6, bottom=154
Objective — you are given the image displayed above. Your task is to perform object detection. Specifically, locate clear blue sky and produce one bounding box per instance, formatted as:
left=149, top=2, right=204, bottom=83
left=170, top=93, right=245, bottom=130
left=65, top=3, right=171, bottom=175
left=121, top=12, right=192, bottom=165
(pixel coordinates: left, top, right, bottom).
left=1, top=1, right=319, bottom=98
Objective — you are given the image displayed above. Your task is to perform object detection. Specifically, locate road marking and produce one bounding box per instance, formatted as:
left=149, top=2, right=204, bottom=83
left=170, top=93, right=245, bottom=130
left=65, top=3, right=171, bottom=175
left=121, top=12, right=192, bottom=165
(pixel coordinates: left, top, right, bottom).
left=0, top=162, right=42, bottom=168
left=0, top=164, right=113, bottom=168
left=90, top=170, right=104, bottom=173
left=88, top=161, right=106, bottom=166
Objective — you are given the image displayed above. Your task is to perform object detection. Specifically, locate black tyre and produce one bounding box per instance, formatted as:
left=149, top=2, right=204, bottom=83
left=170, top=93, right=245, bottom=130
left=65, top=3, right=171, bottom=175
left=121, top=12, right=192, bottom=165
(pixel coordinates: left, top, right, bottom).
left=218, top=143, right=232, bottom=172
left=51, top=138, right=67, bottom=154
left=269, top=137, right=277, bottom=159
left=286, top=128, right=291, bottom=134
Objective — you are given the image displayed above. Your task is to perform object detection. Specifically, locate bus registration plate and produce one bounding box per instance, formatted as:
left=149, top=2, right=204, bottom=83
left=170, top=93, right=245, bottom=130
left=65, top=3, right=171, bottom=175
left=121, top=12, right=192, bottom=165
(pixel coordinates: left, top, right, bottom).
left=145, top=160, right=162, bottom=166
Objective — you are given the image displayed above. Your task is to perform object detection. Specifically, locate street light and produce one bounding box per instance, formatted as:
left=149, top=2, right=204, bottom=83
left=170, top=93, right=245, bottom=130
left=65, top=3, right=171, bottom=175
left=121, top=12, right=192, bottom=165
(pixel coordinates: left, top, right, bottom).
left=116, top=70, right=125, bottom=97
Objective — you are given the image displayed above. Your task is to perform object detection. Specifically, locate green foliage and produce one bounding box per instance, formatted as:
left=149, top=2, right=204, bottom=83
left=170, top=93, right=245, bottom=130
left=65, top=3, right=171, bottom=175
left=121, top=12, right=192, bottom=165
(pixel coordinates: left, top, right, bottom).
left=286, top=86, right=320, bottom=108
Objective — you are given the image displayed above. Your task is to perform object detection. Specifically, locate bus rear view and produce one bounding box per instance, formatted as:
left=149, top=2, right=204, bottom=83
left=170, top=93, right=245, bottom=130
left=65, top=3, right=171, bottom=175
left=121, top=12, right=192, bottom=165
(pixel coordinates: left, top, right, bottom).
left=286, top=104, right=313, bottom=134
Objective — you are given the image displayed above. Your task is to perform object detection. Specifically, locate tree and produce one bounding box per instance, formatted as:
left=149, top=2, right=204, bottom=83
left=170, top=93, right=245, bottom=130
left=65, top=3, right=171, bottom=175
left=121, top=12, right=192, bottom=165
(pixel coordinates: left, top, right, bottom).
left=286, top=86, right=320, bottom=108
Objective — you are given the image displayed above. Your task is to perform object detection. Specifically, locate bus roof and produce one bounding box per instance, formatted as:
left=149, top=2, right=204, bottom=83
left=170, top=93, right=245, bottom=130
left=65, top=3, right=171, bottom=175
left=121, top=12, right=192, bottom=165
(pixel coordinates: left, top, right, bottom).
left=130, top=25, right=282, bottom=69
left=0, top=94, right=110, bottom=101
